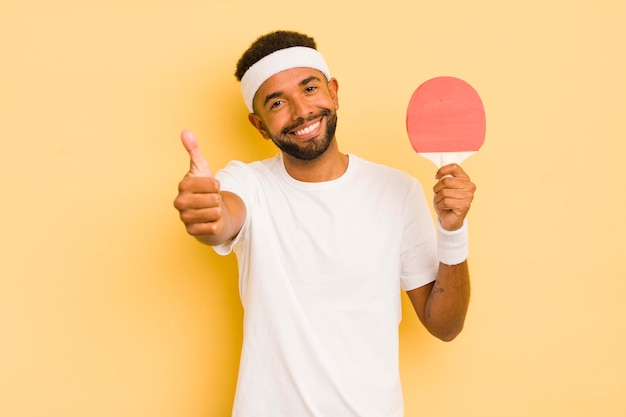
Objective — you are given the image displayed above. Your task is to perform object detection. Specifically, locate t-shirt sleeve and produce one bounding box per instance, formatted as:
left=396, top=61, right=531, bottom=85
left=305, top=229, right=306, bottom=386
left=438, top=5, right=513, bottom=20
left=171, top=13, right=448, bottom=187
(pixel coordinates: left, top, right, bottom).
left=212, top=161, right=253, bottom=256
left=399, top=180, right=438, bottom=291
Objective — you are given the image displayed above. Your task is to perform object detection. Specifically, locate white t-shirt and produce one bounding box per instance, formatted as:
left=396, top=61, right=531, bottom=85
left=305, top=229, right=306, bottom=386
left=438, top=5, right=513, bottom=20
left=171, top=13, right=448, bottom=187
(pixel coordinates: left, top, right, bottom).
left=214, top=154, right=438, bottom=417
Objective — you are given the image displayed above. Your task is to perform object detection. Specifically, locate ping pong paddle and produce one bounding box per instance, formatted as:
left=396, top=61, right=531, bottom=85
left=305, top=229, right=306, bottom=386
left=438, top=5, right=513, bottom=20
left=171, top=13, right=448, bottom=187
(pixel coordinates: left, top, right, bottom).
left=406, top=76, right=485, bottom=168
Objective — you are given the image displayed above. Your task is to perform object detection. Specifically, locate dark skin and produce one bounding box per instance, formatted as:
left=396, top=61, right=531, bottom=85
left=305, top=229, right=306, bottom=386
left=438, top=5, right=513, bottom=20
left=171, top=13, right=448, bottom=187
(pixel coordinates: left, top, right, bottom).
left=174, top=67, right=475, bottom=341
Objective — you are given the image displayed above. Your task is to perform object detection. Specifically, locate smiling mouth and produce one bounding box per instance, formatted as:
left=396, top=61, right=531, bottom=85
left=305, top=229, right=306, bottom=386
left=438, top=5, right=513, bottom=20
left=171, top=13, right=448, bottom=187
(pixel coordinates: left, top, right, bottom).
left=291, top=120, right=321, bottom=137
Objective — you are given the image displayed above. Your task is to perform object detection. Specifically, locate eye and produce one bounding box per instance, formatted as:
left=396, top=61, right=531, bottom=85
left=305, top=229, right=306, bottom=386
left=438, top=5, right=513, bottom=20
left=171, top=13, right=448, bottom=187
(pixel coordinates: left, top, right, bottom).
left=269, top=99, right=284, bottom=109
left=305, top=85, right=317, bottom=93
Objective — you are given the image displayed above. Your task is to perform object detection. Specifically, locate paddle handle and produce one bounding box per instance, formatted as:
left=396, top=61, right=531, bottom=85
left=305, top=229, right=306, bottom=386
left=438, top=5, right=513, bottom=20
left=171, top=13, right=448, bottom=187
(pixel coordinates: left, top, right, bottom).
left=419, top=151, right=476, bottom=168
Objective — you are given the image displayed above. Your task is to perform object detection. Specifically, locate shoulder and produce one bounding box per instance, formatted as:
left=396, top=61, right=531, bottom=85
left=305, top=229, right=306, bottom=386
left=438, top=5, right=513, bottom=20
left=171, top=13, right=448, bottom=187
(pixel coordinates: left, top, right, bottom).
left=216, top=155, right=281, bottom=180
left=350, top=155, right=422, bottom=189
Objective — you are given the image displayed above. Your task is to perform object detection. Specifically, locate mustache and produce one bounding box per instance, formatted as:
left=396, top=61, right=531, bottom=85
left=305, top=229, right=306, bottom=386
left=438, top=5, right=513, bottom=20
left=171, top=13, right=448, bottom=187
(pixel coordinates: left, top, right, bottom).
left=281, top=109, right=332, bottom=135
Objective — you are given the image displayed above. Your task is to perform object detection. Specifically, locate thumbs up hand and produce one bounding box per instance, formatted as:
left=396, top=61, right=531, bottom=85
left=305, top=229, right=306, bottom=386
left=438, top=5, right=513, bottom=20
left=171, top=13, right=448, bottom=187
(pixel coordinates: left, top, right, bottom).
left=174, top=129, right=225, bottom=241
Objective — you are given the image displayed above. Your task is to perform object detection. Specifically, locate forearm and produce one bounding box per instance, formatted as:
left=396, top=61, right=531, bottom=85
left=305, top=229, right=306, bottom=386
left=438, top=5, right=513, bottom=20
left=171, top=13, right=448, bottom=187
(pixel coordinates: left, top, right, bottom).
left=423, top=261, right=470, bottom=341
left=195, top=191, right=246, bottom=247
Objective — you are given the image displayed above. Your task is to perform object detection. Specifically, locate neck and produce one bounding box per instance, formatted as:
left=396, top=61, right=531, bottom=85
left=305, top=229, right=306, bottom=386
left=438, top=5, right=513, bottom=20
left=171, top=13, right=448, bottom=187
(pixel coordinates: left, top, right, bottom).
left=282, top=139, right=348, bottom=182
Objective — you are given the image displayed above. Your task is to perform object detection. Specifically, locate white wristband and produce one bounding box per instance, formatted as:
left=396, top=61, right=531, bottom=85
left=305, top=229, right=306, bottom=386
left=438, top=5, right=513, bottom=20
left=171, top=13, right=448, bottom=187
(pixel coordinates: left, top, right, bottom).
left=437, top=219, right=469, bottom=266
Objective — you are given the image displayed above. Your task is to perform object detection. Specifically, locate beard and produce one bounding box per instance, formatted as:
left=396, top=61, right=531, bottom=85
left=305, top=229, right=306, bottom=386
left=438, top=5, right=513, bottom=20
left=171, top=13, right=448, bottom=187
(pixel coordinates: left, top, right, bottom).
left=267, top=109, right=338, bottom=161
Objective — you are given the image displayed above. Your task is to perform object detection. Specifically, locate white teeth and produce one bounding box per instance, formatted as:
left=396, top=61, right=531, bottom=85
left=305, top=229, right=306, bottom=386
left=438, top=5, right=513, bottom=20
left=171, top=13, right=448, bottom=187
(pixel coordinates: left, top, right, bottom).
left=294, top=121, right=320, bottom=136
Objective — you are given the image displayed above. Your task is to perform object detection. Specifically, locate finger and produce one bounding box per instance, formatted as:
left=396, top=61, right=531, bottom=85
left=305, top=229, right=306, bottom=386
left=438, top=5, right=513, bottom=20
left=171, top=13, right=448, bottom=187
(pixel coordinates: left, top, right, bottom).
left=174, top=177, right=221, bottom=215
left=434, top=185, right=474, bottom=217
left=175, top=189, right=222, bottom=211
left=435, top=163, right=469, bottom=180
left=177, top=176, right=220, bottom=194
left=434, top=193, right=473, bottom=212
left=185, top=220, right=222, bottom=238
left=181, top=129, right=214, bottom=177
left=179, top=206, right=223, bottom=225
left=433, top=175, right=476, bottom=193
left=434, top=181, right=475, bottom=204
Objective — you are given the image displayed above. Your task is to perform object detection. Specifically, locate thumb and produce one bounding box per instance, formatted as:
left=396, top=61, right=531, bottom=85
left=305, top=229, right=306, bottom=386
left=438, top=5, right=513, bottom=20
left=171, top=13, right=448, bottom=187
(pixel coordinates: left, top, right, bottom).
left=181, top=129, right=214, bottom=177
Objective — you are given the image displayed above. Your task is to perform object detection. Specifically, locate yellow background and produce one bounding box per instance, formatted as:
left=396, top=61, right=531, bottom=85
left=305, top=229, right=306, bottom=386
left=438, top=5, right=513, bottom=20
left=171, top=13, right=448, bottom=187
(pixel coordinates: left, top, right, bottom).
left=2, top=0, right=625, bottom=416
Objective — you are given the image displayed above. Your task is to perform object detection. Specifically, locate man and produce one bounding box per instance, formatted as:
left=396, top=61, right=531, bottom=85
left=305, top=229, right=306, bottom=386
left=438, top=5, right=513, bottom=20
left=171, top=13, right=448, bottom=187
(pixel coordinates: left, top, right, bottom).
left=174, top=30, right=476, bottom=417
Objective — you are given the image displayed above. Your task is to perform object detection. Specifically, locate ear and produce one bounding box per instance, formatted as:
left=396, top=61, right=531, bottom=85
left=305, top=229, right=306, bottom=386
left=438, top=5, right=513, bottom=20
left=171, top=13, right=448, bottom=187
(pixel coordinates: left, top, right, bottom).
left=248, top=113, right=270, bottom=140
left=328, top=78, right=339, bottom=110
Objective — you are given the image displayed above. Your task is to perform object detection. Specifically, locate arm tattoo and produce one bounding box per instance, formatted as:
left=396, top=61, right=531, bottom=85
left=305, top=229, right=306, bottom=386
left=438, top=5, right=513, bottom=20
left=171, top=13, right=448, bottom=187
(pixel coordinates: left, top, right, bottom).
left=427, top=281, right=445, bottom=320
left=433, top=280, right=445, bottom=294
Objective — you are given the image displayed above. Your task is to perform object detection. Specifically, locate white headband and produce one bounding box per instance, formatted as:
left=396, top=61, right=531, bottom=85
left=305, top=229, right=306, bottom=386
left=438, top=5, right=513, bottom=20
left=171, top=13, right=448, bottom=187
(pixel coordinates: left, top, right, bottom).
left=240, top=46, right=331, bottom=112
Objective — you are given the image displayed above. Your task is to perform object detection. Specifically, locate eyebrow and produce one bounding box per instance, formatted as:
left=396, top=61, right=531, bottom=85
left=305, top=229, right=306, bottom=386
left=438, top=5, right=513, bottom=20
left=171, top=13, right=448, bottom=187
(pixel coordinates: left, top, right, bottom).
left=262, top=75, right=323, bottom=108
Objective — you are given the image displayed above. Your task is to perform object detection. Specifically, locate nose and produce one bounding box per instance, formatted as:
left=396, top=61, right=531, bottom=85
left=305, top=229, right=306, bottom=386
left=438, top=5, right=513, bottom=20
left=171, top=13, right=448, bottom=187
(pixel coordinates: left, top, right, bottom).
left=290, top=96, right=313, bottom=120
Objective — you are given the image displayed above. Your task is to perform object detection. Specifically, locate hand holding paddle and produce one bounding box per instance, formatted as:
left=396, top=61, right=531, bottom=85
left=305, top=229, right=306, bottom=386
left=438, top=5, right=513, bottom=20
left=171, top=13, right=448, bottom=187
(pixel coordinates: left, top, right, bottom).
left=433, top=163, right=475, bottom=232
left=406, top=76, right=483, bottom=230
